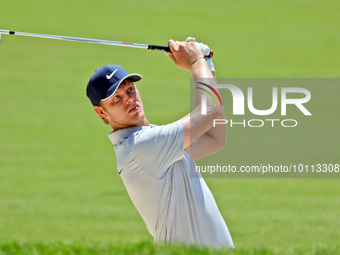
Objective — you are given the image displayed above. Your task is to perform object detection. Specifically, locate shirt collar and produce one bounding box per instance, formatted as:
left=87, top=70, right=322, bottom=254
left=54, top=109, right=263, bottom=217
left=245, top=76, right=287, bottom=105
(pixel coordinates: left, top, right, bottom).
left=108, top=125, right=154, bottom=145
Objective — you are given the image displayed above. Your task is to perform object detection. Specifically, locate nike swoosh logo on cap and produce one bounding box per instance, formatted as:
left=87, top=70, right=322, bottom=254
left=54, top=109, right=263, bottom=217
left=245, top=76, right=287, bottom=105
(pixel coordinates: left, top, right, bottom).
left=106, top=69, right=118, bottom=80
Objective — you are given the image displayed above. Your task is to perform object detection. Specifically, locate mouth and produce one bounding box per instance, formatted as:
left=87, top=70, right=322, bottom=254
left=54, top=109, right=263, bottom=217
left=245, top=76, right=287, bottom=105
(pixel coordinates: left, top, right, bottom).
left=128, top=105, right=140, bottom=113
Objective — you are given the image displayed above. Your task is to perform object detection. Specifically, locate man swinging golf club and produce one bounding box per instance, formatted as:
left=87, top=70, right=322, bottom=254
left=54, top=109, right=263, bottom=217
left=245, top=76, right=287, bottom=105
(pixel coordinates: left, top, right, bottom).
left=86, top=38, right=234, bottom=248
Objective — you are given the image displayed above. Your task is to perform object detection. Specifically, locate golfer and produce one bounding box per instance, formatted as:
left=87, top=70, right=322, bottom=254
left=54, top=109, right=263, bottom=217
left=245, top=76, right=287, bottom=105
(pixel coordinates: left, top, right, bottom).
left=86, top=38, right=234, bottom=248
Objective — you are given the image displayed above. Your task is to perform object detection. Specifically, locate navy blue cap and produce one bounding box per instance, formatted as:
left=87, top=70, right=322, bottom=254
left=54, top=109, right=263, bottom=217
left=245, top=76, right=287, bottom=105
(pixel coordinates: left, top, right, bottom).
left=86, top=65, right=142, bottom=106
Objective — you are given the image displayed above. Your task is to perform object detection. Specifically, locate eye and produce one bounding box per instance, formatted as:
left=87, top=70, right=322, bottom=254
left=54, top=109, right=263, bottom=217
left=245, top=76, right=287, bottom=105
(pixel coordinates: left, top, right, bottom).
left=128, top=87, right=134, bottom=93
left=114, top=95, right=120, bottom=100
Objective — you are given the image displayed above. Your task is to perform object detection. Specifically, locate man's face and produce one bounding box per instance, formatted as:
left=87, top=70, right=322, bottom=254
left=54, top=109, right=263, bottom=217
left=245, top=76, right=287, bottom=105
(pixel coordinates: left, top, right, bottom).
left=97, top=79, right=146, bottom=130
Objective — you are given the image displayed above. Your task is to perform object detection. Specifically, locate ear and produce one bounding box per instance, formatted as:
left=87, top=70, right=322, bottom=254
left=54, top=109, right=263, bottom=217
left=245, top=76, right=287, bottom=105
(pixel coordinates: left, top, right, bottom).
left=94, top=105, right=108, bottom=118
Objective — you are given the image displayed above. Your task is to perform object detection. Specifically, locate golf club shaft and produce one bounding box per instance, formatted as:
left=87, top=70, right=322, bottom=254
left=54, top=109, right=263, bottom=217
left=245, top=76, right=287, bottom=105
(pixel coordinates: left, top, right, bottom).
left=0, top=29, right=213, bottom=58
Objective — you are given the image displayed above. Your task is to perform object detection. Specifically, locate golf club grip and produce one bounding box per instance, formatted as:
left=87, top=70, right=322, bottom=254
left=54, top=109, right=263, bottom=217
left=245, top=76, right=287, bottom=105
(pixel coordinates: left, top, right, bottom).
left=148, top=44, right=213, bottom=58
left=148, top=45, right=171, bottom=52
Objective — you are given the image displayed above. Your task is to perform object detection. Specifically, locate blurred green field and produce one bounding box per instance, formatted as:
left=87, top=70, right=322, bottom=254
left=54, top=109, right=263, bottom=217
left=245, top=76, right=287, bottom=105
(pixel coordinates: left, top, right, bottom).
left=1, top=0, right=339, bottom=254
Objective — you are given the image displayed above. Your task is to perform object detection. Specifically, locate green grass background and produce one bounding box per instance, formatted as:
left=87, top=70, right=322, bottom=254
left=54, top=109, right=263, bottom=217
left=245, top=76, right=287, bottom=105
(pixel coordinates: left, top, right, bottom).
left=0, top=0, right=339, bottom=254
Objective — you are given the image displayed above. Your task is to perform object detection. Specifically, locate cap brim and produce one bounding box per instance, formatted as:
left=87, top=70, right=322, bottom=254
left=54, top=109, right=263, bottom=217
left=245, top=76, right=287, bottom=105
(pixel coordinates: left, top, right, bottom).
left=101, top=73, right=142, bottom=101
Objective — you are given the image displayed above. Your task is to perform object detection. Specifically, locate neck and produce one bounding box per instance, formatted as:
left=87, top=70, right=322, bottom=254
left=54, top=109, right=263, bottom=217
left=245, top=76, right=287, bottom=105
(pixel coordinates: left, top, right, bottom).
left=138, top=117, right=150, bottom=127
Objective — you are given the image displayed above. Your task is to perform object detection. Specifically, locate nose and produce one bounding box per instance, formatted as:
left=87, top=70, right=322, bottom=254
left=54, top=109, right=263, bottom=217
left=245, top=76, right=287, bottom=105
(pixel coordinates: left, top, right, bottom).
left=125, top=93, right=135, bottom=105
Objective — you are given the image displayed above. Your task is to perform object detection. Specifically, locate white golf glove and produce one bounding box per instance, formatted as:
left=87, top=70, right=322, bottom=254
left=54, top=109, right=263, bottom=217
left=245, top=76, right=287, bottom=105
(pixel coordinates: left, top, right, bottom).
left=185, top=37, right=215, bottom=71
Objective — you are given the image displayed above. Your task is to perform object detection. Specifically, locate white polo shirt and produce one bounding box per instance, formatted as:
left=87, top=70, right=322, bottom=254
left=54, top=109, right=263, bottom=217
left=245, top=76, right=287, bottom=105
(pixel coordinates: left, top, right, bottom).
left=108, top=120, right=234, bottom=248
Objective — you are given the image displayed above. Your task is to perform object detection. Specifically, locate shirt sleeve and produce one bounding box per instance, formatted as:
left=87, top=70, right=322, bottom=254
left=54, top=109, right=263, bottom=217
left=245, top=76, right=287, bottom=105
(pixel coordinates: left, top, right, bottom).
left=132, top=120, right=185, bottom=179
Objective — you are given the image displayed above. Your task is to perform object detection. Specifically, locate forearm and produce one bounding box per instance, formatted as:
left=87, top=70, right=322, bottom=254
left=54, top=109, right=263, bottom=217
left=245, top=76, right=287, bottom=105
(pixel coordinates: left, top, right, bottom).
left=191, top=58, right=218, bottom=112
left=190, top=57, right=214, bottom=79
left=188, top=60, right=223, bottom=143
left=203, top=71, right=226, bottom=147
left=167, top=39, right=222, bottom=149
